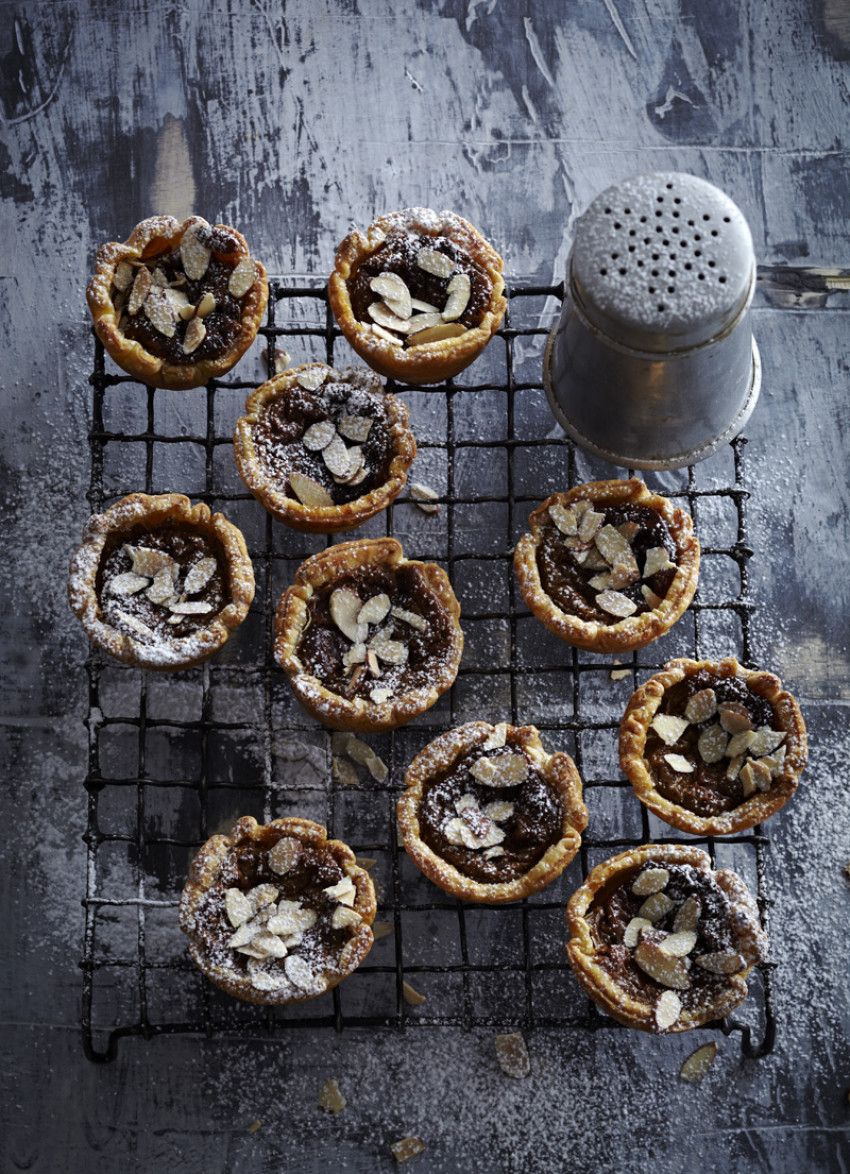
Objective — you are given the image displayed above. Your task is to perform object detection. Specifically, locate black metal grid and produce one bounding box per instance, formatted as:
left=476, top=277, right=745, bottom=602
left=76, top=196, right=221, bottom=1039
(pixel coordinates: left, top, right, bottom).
left=80, top=280, right=775, bottom=1062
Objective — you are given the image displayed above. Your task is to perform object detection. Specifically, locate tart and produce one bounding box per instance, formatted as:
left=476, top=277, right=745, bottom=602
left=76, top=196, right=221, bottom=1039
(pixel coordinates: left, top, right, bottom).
left=178, top=817, right=376, bottom=1004
left=233, top=362, right=416, bottom=533
left=67, top=492, right=255, bottom=671
left=514, top=478, right=700, bottom=653
left=398, top=722, right=587, bottom=904
left=274, top=537, right=463, bottom=733
left=566, top=844, right=769, bottom=1034
left=619, top=657, right=808, bottom=835
left=328, top=207, right=507, bottom=385
left=86, top=214, right=268, bottom=389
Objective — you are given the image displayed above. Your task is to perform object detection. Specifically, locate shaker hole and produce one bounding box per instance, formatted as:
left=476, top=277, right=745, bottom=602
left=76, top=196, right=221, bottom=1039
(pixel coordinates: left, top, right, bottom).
left=723, top=216, right=731, bottom=222
left=703, top=213, right=710, bottom=220
left=667, top=286, right=675, bottom=294
left=698, top=273, right=705, bottom=280
left=657, top=304, right=666, bottom=311
left=648, top=286, right=656, bottom=293
left=599, top=268, right=608, bottom=276
left=619, top=268, right=627, bottom=276
left=708, top=260, right=716, bottom=268
left=614, top=222, right=622, bottom=229
left=719, top=275, right=728, bottom=283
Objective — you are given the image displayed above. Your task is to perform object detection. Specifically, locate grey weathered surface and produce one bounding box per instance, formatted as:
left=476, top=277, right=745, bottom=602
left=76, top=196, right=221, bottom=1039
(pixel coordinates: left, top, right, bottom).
left=2, top=2, right=849, bottom=1171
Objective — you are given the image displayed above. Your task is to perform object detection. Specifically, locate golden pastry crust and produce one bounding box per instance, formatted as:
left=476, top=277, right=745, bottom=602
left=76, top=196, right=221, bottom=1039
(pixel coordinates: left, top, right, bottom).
left=619, top=656, right=808, bottom=836
left=328, top=207, right=507, bottom=385
left=514, top=478, right=700, bottom=653
left=566, top=844, right=768, bottom=1034
left=233, top=362, right=416, bottom=533
left=67, top=492, right=255, bottom=671
left=86, top=214, right=269, bottom=389
left=178, top=816, right=376, bottom=1005
left=398, top=721, right=587, bottom=904
left=274, top=537, right=463, bottom=733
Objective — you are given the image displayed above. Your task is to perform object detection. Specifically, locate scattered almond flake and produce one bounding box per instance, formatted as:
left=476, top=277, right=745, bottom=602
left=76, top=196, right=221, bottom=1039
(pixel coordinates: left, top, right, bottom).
left=338, top=415, right=373, bottom=443
left=317, top=1079, right=346, bottom=1115
left=182, top=317, right=206, bottom=355
left=410, top=482, right=440, bottom=513
left=325, top=876, right=357, bottom=905
left=749, top=727, right=786, bottom=757
left=338, top=459, right=367, bottom=487
left=469, top=752, right=528, bottom=788
left=658, top=930, right=697, bottom=957
left=482, top=723, right=508, bottom=750
left=164, top=286, right=191, bottom=314
left=633, top=940, right=692, bottom=989
left=343, top=643, right=368, bottom=669
left=180, top=229, right=211, bottom=280
left=595, top=525, right=639, bottom=584
left=355, top=857, right=376, bottom=871
left=235, top=942, right=271, bottom=959
left=697, top=723, right=728, bottom=764
left=685, top=688, right=718, bottom=723
left=655, top=990, right=682, bottom=1031
left=269, top=347, right=291, bottom=373
left=494, top=1032, right=531, bottom=1078
left=169, top=600, right=213, bottom=614
left=146, top=565, right=179, bottom=604
left=369, top=634, right=408, bottom=665
left=370, top=322, right=404, bottom=346
left=664, top=753, right=694, bottom=774
left=367, top=648, right=382, bottom=677
left=391, top=1137, right=426, bottom=1163
left=483, top=846, right=505, bottom=859
left=250, top=884, right=280, bottom=911
left=184, top=557, right=217, bottom=595
left=269, top=837, right=303, bottom=875
left=407, top=321, right=467, bottom=345
left=194, top=290, right=215, bottom=317
left=725, top=729, right=757, bottom=757
left=641, top=583, right=663, bottom=608
left=370, top=273, right=413, bottom=319
left=726, top=754, right=745, bottom=782
left=410, top=297, right=440, bottom=313
left=740, top=764, right=757, bottom=796
left=267, top=904, right=316, bottom=938
left=248, top=1120, right=262, bottom=1133
left=631, top=867, right=670, bottom=896
left=250, top=932, right=288, bottom=960
left=416, top=246, right=455, bottom=278
left=596, top=590, right=638, bottom=618
left=284, top=954, right=323, bottom=992
left=322, top=433, right=356, bottom=478
left=582, top=548, right=610, bottom=570
left=294, top=366, right=327, bottom=391
left=391, top=606, right=427, bottom=632
left=638, top=892, right=676, bottom=922
left=589, top=573, right=613, bottom=592
left=127, top=265, right=151, bottom=314
left=228, top=256, right=257, bottom=298
left=402, top=981, right=426, bottom=1007
left=444, top=817, right=481, bottom=848
left=358, top=593, right=391, bottom=626
left=330, top=587, right=368, bottom=644
left=548, top=502, right=579, bottom=535
left=303, top=420, right=337, bottom=451
left=643, top=546, right=676, bottom=577
left=225, top=889, right=254, bottom=928
left=618, top=521, right=642, bottom=542
left=695, top=951, right=745, bottom=975
left=114, top=610, right=156, bottom=639
left=368, top=301, right=413, bottom=334
left=651, top=714, right=690, bottom=745
left=762, top=745, right=787, bottom=776
left=343, top=736, right=388, bottom=780
left=748, top=758, right=773, bottom=792
left=679, top=1041, right=718, bottom=1083
left=578, top=507, right=606, bottom=543
left=178, top=302, right=196, bottom=321
left=372, top=921, right=394, bottom=941
left=483, top=800, right=514, bottom=822
left=106, top=572, right=149, bottom=596
left=718, top=703, right=754, bottom=734
left=333, top=756, right=361, bottom=786
left=441, top=271, right=471, bottom=320
left=227, top=918, right=262, bottom=948
left=113, top=260, right=135, bottom=291
left=332, top=905, right=362, bottom=930
left=623, top=917, right=652, bottom=949
left=124, top=544, right=174, bottom=578
left=673, top=896, right=702, bottom=933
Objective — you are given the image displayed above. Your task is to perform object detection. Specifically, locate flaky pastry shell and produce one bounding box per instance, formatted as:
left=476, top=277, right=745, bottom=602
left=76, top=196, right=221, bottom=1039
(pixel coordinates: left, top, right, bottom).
left=233, top=362, right=416, bottom=533
left=86, top=214, right=268, bottom=389
left=274, top=537, right=463, bottom=733
left=328, top=207, right=507, bottom=385
left=398, top=722, right=587, bottom=904
left=619, top=656, right=808, bottom=836
left=178, top=816, right=376, bottom=1005
left=514, top=478, right=700, bottom=653
left=67, top=492, right=255, bottom=671
left=566, top=844, right=767, bottom=1034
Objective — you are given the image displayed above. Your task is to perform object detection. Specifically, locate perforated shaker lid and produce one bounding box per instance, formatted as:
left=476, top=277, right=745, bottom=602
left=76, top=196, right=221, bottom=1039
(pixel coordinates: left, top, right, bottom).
left=570, top=173, right=755, bottom=353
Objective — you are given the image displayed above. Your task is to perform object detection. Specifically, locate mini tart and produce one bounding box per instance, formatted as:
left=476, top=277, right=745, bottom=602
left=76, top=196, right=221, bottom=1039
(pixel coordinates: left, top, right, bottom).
left=86, top=214, right=269, bottom=389
left=233, top=362, right=416, bottom=533
left=327, top=207, right=507, bottom=385
left=566, top=844, right=769, bottom=1034
left=68, top=492, right=255, bottom=671
left=514, top=478, right=700, bottom=653
left=178, top=816, right=376, bottom=1005
left=274, top=537, right=463, bottom=733
left=398, top=722, right=587, bottom=904
left=619, top=657, right=808, bottom=836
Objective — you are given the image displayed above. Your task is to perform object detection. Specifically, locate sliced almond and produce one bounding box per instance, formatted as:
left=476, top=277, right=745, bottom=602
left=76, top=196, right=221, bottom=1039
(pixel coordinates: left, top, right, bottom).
left=106, top=572, right=149, bottom=596
left=595, top=525, right=639, bottom=584
left=762, top=745, right=787, bottom=777
left=369, top=634, right=408, bottom=665
left=250, top=932, right=288, bottom=960
left=410, top=297, right=440, bottom=313
left=317, top=1079, right=346, bottom=1114
left=322, top=433, right=356, bottom=479
left=643, top=546, right=676, bottom=578
left=697, top=723, right=728, bottom=764
left=302, top=420, right=337, bottom=451
left=370, top=322, right=404, bottom=346
left=250, top=884, right=279, bottom=911
left=195, top=291, right=216, bottom=317
left=634, top=940, right=691, bottom=989
left=739, top=763, right=756, bottom=796
left=548, top=502, right=579, bottom=535
left=631, top=867, right=670, bottom=896
left=338, top=415, right=373, bottom=443
left=494, top=1032, right=531, bottom=1078
left=469, top=752, right=528, bottom=788
left=650, top=714, right=690, bottom=745
left=391, top=1137, right=426, bottom=1163
left=284, top=954, right=324, bottom=992
left=658, top=930, right=697, bottom=957
left=694, top=951, right=745, bottom=975
left=127, top=265, right=151, bottom=314
left=441, top=271, right=471, bottom=321
left=718, top=703, right=753, bottom=734
left=125, top=545, right=175, bottom=578
left=684, top=688, right=718, bottom=724
left=483, top=800, right=514, bottom=823
left=169, top=600, right=213, bottom=614
left=741, top=758, right=772, bottom=793
left=343, top=736, right=388, bottom=782
left=332, top=905, right=362, bottom=930
left=407, top=321, right=467, bottom=345
left=372, top=921, right=394, bottom=941
left=146, top=566, right=179, bottom=604
left=391, top=606, right=427, bottom=632
left=180, top=230, right=211, bottom=281
left=267, top=902, right=316, bottom=936
left=324, top=876, right=357, bottom=905
left=268, top=837, right=303, bottom=875
left=579, top=508, right=606, bottom=543
left=368, top=301, right=413, bottom=333
left=370, top=273, right=412, bottom=319
left=617, top=521, right=642, bottom=542
left=748, top=727, right=786, bottom=757
left=295, top=367, right=328, bottom=391
left=179, top=302, right=196, bottom=321
left=664, top=753, right=694, bottom=774
left=228, top=256, right=256, bottom=298
left=402, top=981, right=426, bottom=1007
left=416, top=246, right=455, bottom=278
left=725, top=729, right=757, bottom=757
left=679, top=1041, right=718, bottom=1084
left=366, top=648, right=381, bottom=677
left=672, top=895, right=701, bottom=933
left=333, top=757, right=361, bottom=786
left=183, top=557, right=217, bottom=595
left=641, top=583, right=664, bottom=608
left=726, top=754, right=745, bottom=782
left=638, top=892, right=676, bottom=923
left=330, top=587, right=368, bottom=644
left=370, top=686, right=393, bottom=704
left=114, top=610, right=156, bottom=639
left=357, top=593, right=391, bottom=626
left=225, top=888, right=254, bottom=928
left=113, top=259, right=135, bottom=291
left=623, top=917, right=652, bottom=949
left=410, top=482, right=440, bottom=513
left=595, top=590, right=638, bottom=618
left=588, top=572, right=613, bottom=593
left=144, top=288, right=178, bottom=337
left=182, top=317, right=206, bottom=355
left=482, top=724, right=508, bottom=750
left=655, top=990, right=682, bottom=1031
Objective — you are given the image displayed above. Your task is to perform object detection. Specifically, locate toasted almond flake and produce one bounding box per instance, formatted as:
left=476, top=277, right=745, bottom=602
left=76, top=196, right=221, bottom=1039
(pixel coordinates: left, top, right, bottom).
left=623, top=917, right=653, bottom=948
left=407, top=321, right=467, bottom=345
left=748, top=726, right=786, bottom=757
left=317, top=1079, right=346, bottom=1114
left=146, top=568, right=177, bottom=604
left=416, top=246, right=455, bottom=277
left=106, top=572, right=149, bottom=596
left=367, top=649, right=381, bottom=677
left=631, top=867, right=670, bottom=896
left=679, top=1041, right=718, bottom=1083
left=641, top=583, right=664, bottom=608
left=183, top=557, right=217, bottom=595
left=179, top=302, right=196, bottom=320
left=269, top=837, right=303, bottom=875
left=195, top=290, right=216, bottom=317
left=588, top=573, right=613, bottom=592
left=164, top=286, right=190, bottom=314
left=650, top=714, right=690, bottom=745
left=267, top=903, right=317, bottom=937
left=292, top=367, right=326, bottom=392
left=697, top=723, right=729, bottom=764
left=595, top=525, right=639, bottom=584
left=403, top=980, right=426, bottom=1007
left=368, top=300, right=414, bottom=334
left=333, top=756, right=361, bottom=786
left=618, top=521, right=642, bottom=542
left=672, top=895, right=702, bottom=933
left=695, top=951, right=745, bottom=975
left=655, top=990, right=682, bottom=1031
left=725, top=729, right=757, bottom=758
left=483, top=723, right=508, bottom=750
left=370, top=687, right=393, bottom=703
left=330, top=587, right=368, bottom=644
left=248, top=1119, right=263, bottom=1132
left=127, top=265, right=151, bottom=314
left=726, top=754, right=745, bottom=782
left=740, top=763, right=756, bottom=796
left=638, top=892, right=676, bottom=923
left=113, top=260, right=134, bottom=291
left=182, top=316, right=206, bottom=355
left=658, top=930, right=697, bottom=957
left=250, top=932, right=289, bottom=959
left=634, top=941, right=692, bottom=989
left=358, top=593, right=391, bottom=626
left=548, top=502, right=579, bottom=535
left=582, top=547, right=610, bottom=570
left=718, top=703, right=754, bottom=734
left=410, top=297, right=440, bottom=313
left=596, top=590, right=638, bottom=618
left=302, top=420, right=337, bottom=451
left=324, top=876, right=357, bottom=904
left=391, top=1137, right=426, bottom=1163
left=495, top=1032, right=531, bottom=1078
left=225, top=888, right=254, bottom=928
left=685, top=688, right=718, bottom=723
left=342, top=643, right=367, bottom=669
left=410, top=482, right=440, bottom=513
left=369, top=634, right=408, bottom=665
left=469, top=752, right=528, bottom=788
left=370, top=322, right=404, bottom=346
left=483, top=800, right=514, bottom=823
left=228, top=256, right=256, bottom=298
left=391, top=606, right=427, bottom=632
left=372, top=921, right=394, bottom=940
left=577, top=508, right=606, bottom=543
left=744, top=758, right=773, bottom=793
left=322, top=433, right=356, bottom=478
left=442, top=271, right=471, bottom=320
left=338, top=415, right=373, bottom=443
left=664, top=753, right=694, bottom=774
left=762, top=745, right=787, bottom=776
left=643, top=546, right=676, bottom=578
left=114, top=610, right=156, bottom=639
left=143, top=287, right=178, bottom=337
left=355, top=857, right=376, bottom=871
left=370, top=273, right=412, bottom=319
left=169, top=600, right=213, bottom=614
left=250, top=884, right=279, bottom=911
left=337, top=458, right=367, bottom=487
left=332, top=905, right=362, bottom=930
left=180, top=229, right=211, bottom=280
left=284, top=954, right=324, bottom=992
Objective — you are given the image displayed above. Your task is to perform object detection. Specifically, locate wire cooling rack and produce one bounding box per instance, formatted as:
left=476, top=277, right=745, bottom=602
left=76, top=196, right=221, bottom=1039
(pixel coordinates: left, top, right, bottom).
left=80, top=280, right=775, bottom=1062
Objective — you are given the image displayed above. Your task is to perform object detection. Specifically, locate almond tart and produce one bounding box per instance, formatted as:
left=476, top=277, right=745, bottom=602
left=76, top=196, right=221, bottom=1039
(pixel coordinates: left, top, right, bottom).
left=566, top=844, right=769, bottom=1034
left=68, top=492, right=255, bottom=671
left=619, top=656, right=807, bottom=836
left=233, top=362, right=416, bottom=533
left=179, top=817, right=376, bottom=1004
left=398, top=721, right=587, bottom=904
left=514, top=478, right=700, bottom=653
left=86, top=214, right=268, bottom=389
left=274, top=537, right=463, bottom=733
left=328, top=207, right=507, bottom=385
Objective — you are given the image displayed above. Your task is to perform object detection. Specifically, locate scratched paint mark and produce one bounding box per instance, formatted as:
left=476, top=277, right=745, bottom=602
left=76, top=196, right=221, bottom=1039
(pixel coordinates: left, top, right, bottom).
left=600, top=0, right=638, bottom=60
left=523, top=18, right=555, bottom=88
left=465, top=0, right=498, bottom=32
left=521, top=84, right=538, bottom=123
left=0, top=18, right=72, bottom=126
left=405, top=67, right=424, bottom=93
left=150, top=114, right=196, bottom=222
left=654, top=86, right=695, bottom=119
